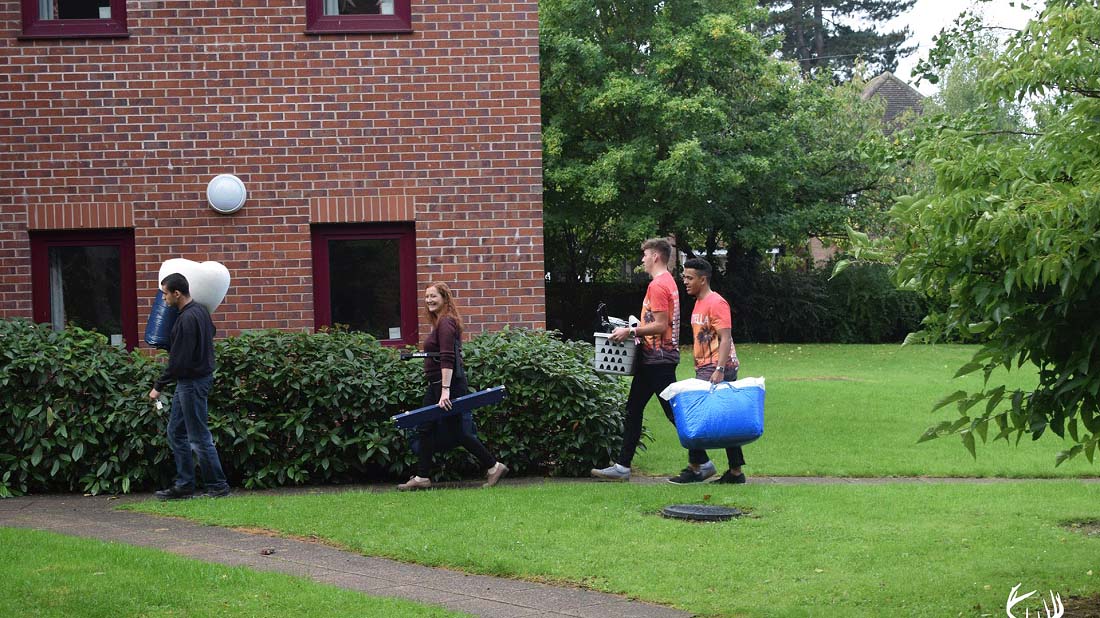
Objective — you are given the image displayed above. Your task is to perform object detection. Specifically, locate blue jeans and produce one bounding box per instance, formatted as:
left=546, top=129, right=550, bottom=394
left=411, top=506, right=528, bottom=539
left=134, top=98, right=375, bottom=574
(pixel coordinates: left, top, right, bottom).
left=167, top=375, right=228, bottom=491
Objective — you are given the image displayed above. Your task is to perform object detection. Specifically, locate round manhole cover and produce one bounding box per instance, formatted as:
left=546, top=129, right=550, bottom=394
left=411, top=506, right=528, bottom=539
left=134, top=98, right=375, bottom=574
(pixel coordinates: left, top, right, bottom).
left=661, top=504, right=742, bottom=522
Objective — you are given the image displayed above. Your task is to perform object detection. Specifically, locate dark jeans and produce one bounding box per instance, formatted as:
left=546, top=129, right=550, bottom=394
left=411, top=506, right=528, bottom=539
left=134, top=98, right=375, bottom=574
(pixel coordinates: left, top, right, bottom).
left=414, top=379, right=495, bottom=478
left=691, top=366, right=746, bottom=470
left=167, top=375, right=228, bottom=491
left=616, top=362, right=700, bottom=467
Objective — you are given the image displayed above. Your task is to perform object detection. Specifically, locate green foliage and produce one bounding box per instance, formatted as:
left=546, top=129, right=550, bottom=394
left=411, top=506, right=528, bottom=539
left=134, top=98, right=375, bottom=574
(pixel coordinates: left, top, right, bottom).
left=729, top=261, right=925, bottom=343
left=758, top=0, right=917, bottom=80
left=464, top=328, right=629, bottom=476
left=541, top=0, right=893, bottom=282
left=0, top=320, right=165, bottom=497
left=860, top=1, right=1100, bottom=464
left=0, top=322, right=627, bottom=495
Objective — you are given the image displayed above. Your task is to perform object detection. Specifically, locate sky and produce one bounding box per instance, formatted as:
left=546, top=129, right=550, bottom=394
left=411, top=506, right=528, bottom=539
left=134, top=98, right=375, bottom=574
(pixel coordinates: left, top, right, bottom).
left=885, top=0, right=1042, bottom=96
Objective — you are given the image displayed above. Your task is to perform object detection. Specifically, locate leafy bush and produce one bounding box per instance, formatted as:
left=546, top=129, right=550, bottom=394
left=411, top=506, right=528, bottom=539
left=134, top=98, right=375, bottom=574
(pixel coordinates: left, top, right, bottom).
left=464, top=327, right=628, bottom=476
left=0, top=320, right=165, bottom=497
left=0, top=321, right=627, bottom=495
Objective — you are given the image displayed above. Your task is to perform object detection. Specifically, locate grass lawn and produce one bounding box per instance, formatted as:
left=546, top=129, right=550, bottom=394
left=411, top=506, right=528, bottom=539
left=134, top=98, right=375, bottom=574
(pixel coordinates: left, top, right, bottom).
left=632, top=343, right=1099, bottom=478
left=133, top=480, right=1100, bottom=618
left=1, top=526, right=468, bottom=618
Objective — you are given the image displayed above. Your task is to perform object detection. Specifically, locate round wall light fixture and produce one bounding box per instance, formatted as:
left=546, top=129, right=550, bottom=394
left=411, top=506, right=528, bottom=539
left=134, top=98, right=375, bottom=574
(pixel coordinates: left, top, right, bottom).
left=207, top=174, right=247, bottom=214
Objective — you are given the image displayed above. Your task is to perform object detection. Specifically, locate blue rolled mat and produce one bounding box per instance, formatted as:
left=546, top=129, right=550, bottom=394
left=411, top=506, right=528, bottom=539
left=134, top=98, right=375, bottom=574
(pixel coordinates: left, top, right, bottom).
left=391, top=386, right=507, bottom=429
left=144, top=290, right=178, bottom=349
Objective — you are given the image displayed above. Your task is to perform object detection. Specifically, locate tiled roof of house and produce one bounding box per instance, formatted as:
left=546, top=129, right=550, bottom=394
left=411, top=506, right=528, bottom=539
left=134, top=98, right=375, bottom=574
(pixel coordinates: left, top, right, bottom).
left=862, top=71, right=925, bottom=125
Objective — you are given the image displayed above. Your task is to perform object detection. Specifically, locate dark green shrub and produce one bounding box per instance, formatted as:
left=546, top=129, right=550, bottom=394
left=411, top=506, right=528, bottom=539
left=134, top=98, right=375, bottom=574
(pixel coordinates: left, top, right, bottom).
left=209, top=328, right=420, bottom=488
left=0, top=320, right=165, bottom=497
left=824, top=262, right=926, bottom=344
left=1, top=321, right=627, bottom=495
left=464, top=327, right=628, bottom=476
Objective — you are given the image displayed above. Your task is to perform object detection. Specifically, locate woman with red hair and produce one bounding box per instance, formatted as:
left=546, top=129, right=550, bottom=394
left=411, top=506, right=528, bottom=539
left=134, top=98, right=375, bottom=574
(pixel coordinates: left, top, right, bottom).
left=398, top=283, right=508, bottom=490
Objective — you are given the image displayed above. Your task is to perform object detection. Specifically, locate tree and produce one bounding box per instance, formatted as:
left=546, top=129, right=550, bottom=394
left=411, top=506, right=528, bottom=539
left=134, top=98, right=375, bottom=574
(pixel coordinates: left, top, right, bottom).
left=853, top=1, right=1100, bottom=464
left=758, top=0, right=917, bottom=80
left=541, top=0, right=892, bottom=282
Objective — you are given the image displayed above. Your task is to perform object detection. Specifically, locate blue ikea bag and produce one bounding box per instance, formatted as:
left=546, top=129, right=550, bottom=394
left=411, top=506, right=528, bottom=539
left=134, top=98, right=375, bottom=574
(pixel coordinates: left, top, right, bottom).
left=143, top=290, right=178, bottom=349
left=662, top=378, right=765, bottom=449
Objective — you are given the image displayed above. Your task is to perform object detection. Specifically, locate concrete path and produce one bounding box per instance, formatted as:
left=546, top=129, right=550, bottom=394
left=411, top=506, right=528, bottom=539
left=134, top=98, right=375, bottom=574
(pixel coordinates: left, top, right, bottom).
left=0, top=483, right=690, bottom=618
left=3, top=475, right=1098, bottom=618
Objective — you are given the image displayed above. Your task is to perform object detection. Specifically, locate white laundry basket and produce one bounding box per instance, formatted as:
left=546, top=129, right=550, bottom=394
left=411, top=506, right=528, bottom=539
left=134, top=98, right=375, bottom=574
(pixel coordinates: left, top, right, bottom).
left=593, top=332, right=637, bottom=376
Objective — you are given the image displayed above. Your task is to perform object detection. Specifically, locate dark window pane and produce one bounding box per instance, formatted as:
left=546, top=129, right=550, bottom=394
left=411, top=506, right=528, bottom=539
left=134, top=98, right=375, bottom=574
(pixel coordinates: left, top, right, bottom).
left=48, top=245, right=123, bottom=343
left=324, top=0, right=394, bottom=15
left=55, top=0, right=111, bottom=20
left=328, top=239, right=402, bottom=339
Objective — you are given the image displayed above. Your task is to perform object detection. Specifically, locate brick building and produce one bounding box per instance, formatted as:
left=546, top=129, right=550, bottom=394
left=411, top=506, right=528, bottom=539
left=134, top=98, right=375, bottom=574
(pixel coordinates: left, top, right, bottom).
left=0, top=0, right=544, bottom=348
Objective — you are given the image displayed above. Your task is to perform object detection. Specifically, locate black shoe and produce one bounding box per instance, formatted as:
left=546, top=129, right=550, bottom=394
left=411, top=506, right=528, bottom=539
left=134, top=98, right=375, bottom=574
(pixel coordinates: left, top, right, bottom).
left=154, top=485, right=194, bottom=500
left=668, top=467, right=705, bottom=485
left=715, top=471, right=747, bottom=484
left=200, top=486, right=232, bottom=498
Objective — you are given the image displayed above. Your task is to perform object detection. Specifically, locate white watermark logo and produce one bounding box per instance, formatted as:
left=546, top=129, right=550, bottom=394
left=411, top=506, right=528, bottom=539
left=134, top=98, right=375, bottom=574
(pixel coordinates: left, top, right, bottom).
left=1006, top=583, right=1064, bottom=618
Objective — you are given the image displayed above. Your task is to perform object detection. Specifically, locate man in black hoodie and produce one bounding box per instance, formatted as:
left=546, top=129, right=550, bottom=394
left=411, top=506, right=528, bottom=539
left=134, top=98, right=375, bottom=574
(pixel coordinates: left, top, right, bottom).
left=148, top=272, right=230, bottom=500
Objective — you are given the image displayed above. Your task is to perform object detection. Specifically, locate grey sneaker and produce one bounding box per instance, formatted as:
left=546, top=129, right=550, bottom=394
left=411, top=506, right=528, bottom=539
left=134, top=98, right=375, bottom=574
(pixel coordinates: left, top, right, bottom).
left=591, top=463, right=631, bottom=481
left=484, top=462, right=509, bottom=488
left=699, top=460, right=717, bottom=481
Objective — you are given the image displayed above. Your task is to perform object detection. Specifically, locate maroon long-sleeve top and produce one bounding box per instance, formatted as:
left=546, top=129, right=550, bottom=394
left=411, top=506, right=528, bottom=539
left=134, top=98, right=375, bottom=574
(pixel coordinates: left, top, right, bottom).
left=423, top=316, right=460, bottom=382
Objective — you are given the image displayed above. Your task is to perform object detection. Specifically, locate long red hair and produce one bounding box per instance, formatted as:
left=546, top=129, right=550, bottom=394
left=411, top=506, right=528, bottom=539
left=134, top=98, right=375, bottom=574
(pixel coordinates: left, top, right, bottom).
left=425, top=282, right=463, bottom=335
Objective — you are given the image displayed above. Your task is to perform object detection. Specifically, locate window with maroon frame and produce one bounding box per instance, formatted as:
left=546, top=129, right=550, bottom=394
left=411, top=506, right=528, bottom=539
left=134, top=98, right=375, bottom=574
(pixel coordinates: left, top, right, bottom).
left=311, top=224, right=417, bottom=346
left=20, top=0, right=129, bottom=39
left=305, top=0, right=411, bottom=34
left=30, top=230, right=138, bottom=349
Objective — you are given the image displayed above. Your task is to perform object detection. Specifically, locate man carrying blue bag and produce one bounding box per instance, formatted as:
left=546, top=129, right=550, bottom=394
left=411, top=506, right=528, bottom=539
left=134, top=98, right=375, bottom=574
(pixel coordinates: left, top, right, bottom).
left=663, top=257, right=756, bottom=485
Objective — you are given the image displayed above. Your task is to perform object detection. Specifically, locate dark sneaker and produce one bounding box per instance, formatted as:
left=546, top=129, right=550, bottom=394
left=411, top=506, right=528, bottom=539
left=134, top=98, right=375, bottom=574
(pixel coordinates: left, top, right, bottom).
left=200, top=486, right=232, bottom=498
left=715, top=471, right=747, bottom=484
left=154, top=485, right=194, bottom=500
left=668, top=467, right=705, bottom=485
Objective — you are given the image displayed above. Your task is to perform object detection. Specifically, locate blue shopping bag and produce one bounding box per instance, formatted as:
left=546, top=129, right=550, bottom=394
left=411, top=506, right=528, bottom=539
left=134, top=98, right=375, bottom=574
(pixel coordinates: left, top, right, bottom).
left=660, top=378, right=765, bottom=450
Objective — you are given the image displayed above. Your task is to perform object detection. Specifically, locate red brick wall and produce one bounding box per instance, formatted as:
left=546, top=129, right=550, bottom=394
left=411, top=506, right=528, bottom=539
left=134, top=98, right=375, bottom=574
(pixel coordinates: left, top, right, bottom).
left=0, top=0, right=544, bottom=339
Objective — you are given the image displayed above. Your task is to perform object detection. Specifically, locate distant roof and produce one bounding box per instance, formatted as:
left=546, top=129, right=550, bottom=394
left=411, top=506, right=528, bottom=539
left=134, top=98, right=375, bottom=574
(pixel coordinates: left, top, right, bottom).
left=862, top=71, right=925, bottom=126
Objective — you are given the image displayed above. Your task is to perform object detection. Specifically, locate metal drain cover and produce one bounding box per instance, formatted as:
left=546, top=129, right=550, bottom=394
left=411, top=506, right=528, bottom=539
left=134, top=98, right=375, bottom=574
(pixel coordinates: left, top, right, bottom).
left=661, top=504, right=742, bottom=522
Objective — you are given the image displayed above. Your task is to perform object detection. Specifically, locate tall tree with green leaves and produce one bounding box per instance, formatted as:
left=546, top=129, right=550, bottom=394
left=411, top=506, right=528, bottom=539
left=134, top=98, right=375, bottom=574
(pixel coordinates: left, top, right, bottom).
left=843, top=0, right=1100, bottom=464
left=541, top=0, right=892, bottom=282
left=759, top=0, right=917, bottom=79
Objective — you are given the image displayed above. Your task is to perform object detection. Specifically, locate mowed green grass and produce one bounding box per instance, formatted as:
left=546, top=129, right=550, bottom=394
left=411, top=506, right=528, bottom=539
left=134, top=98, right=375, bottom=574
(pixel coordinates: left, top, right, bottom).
left=0, top=527, right=468, bottom=618
left=632, top=344, right=1099, bottom=478
left=134, top=481, right=1100, bottom=618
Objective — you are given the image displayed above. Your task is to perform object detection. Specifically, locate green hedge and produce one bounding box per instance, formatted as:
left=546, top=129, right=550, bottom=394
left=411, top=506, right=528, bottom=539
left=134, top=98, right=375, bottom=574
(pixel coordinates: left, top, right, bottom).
left=0, top=321, right=628, bottom=496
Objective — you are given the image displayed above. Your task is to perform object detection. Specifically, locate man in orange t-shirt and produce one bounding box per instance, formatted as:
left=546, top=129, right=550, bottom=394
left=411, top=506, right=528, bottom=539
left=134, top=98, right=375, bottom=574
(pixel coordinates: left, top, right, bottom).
left=667, top=257, right=747, bottom=485
left=591, top=238, right=680, bottom=481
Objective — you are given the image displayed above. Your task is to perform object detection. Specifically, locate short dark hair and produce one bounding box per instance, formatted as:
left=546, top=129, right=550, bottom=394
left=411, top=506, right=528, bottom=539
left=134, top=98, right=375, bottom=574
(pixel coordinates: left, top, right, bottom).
left=683, top=257, right=713, bottom=281
left=161, top=272, right=190, bottom=296
left=641, top=238, right=672, bottom=264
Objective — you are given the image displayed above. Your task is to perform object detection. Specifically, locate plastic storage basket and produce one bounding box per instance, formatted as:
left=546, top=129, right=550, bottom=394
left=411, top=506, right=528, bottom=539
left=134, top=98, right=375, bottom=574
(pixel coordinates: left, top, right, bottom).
left=593, top=332, right=637, bottom=375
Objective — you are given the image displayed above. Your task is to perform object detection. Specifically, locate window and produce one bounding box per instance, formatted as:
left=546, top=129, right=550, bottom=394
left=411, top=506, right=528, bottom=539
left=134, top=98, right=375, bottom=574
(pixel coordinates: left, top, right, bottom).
left=311, top=224, right=417, bottom=346
left=30, top=230, right=138, bottom=349
left=20, top=0, right=129, bottom=39
left=305, top=0, right=411, bottom=34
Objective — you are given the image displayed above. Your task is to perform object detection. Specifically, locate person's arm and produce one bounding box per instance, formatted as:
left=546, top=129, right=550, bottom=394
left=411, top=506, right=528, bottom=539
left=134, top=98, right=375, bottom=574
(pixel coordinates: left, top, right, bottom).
left=610, top=311, right=668, bottom=342
left=436, top=318, right=458, bottom=409
left=710, top=328, right=733, bottom=384
left=152, top=312, right=191, bottom=393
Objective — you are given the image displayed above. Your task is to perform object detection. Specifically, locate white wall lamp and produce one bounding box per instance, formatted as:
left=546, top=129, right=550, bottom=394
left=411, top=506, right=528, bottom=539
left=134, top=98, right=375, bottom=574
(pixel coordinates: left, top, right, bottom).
left=207, top=174, right=247, bottom=214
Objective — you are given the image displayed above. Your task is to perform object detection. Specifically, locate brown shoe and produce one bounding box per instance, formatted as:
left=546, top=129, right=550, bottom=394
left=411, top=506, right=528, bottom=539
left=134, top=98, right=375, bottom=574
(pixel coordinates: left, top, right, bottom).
left=397, top=476, right=432, bottom=491
left=483, top=462, right=508, bottom=488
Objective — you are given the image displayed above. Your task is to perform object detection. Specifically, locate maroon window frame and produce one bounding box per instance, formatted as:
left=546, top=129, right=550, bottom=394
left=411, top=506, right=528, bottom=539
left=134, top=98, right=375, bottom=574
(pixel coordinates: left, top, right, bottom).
left=19, top=0, right=129, bottom=39
left=305, top=0, right=412, bottom=34
left=29, top=229, right=138, bottom=350
left=311, top=224, right=418, bottom=346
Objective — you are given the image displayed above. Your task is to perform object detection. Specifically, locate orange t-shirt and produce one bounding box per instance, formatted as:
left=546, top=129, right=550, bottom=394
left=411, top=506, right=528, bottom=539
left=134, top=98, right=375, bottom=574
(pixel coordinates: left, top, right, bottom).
left=638, top=271, right=680, bottom=365
left=690, top=291, right=739, bottom=372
